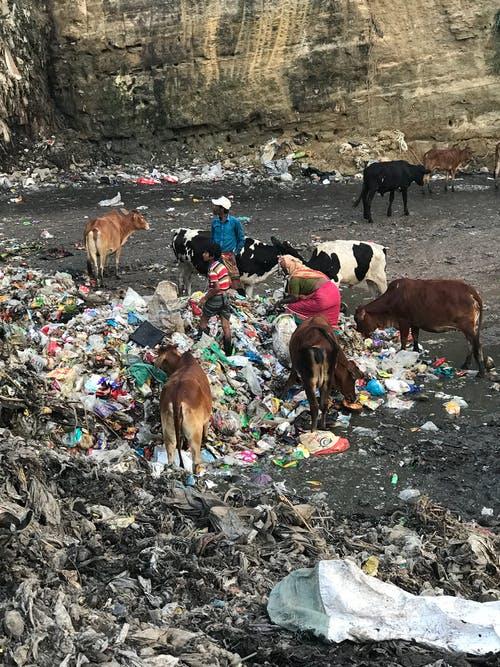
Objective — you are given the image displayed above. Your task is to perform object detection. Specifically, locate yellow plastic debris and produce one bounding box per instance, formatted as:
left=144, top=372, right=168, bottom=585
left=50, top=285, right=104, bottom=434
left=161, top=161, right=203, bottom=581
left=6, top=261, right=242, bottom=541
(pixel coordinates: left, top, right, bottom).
left=362, top=555, right=379, bottom=576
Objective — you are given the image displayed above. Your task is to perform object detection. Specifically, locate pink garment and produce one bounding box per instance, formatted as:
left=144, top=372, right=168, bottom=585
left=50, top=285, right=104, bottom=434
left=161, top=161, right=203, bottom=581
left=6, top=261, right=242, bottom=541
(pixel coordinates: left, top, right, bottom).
left=286, top=280, right=341, bottom=328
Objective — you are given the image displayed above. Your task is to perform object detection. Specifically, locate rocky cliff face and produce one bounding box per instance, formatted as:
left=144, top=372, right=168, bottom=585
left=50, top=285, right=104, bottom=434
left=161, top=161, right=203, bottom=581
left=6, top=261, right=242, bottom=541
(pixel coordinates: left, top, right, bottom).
left=1, top=1, right=499, bottom=168
left=0, top=1, right=55, bottom=143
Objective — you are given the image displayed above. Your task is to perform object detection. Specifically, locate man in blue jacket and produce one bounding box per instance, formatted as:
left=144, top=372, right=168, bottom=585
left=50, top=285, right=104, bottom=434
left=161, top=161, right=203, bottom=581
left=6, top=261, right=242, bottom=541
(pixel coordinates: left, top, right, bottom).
left=210, top=196, right=246, bottom=295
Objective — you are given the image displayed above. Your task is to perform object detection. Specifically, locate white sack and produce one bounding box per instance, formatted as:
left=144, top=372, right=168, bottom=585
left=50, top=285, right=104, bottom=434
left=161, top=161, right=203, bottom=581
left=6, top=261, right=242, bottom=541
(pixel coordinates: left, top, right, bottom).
left=268, top=559, right=500, bottom=655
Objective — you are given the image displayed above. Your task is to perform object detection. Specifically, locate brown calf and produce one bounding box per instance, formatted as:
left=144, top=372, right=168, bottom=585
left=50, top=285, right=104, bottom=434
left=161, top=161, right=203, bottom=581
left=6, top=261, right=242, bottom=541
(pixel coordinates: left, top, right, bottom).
left=84, top=208, right=149, bottom=286
left=354, top=278, right=485, bottom=376
left=155, top=345, right=212, bottom=474
left=283, top=315, right=362, bottom=430
left=422, top=146, right=473, bottom=192
left=494, top=141, right=500, bottom=189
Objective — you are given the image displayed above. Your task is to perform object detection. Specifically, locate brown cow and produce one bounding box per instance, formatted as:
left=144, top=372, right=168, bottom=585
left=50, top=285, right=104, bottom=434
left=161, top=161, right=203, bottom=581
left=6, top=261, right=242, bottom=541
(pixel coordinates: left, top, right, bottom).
left=84, top=208, right=150, bottom=286
left=155, top=344, right=212, bottom=474
left=422, top=146, right=473, bottom=192
left=283, top=315, right=362, bottom=430
left=354, top=278, right=485, bottom=376
left=494, top=141, right=500, bottom=189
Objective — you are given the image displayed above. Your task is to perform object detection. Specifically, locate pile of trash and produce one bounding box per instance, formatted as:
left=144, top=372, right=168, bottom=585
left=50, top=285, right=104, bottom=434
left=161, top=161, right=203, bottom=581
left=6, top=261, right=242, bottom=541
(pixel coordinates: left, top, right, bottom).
left=0, top=262, right=493, bottom=475
left=0, top=263, right=499, bottom=665
left=0, top=130, right=419, bottom=194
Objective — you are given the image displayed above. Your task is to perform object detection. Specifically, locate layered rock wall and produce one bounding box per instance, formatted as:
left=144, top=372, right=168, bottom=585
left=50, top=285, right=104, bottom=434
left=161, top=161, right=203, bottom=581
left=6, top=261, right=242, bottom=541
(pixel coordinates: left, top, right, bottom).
left=0, top=1, right=56, bottom=144
left=1, top=1, right=499, bottom=163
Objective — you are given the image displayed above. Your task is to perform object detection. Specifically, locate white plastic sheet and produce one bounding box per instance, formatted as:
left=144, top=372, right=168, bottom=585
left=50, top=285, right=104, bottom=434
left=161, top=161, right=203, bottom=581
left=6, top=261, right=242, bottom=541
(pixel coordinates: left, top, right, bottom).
left=268, top=559, right=500, bottom=655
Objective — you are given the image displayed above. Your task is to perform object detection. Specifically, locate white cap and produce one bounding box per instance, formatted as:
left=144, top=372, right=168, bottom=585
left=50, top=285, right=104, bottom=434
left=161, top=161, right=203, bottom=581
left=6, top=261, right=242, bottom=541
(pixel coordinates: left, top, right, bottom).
left=211, top=196, right=231, bottom=210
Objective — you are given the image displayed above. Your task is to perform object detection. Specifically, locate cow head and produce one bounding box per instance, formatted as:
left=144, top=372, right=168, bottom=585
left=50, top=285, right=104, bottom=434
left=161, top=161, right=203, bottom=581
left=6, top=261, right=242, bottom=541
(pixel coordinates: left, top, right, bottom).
left=414, top=165, right=432, bottom=186
left=334, top=357, right=363, bottom=403
left=461, top=146, right=473, bottom=163
left=130, top=210, right=150, bottom=230
left=354, top=306, right=374, bottom=337
left=270, top=236, right=305, bottom=262
left=155, top=344, right=182, bottom=374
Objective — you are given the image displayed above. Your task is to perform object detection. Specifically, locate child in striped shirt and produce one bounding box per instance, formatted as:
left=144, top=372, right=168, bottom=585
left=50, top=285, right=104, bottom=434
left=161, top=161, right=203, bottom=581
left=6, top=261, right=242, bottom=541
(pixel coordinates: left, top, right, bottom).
left=196, top=242, right=233, bottom=356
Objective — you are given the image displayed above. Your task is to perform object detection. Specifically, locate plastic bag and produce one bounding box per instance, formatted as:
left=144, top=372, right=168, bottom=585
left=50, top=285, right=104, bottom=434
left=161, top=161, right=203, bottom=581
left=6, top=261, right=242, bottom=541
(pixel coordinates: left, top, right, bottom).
left=272, top=314, right=297, bottom=367
left=299, top=431, right=350, bottom=456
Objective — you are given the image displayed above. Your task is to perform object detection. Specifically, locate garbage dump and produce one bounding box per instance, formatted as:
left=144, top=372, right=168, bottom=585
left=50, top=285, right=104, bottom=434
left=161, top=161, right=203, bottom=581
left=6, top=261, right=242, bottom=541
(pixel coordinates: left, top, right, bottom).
left=0, top=262, right=498, bottom=665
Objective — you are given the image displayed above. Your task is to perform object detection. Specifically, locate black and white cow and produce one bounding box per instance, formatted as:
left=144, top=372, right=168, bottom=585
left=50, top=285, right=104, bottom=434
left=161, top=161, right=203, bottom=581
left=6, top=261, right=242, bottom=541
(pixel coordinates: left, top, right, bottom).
left=305, top=240, right=388, bottom=295
left=354, top=160, right=430, bottom=223
left=171, top=228, right=302, bottom=297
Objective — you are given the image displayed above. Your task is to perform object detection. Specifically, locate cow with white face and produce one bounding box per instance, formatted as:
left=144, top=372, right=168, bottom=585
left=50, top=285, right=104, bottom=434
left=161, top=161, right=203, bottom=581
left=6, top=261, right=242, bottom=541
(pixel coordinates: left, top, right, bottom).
left=171, top=228, right=302, bottom=297
left=304, top=240, right=388, bottom=296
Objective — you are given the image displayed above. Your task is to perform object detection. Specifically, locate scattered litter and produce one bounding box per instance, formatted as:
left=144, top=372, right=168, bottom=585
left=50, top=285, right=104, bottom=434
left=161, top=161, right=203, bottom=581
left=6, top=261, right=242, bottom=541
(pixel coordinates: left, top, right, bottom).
left=98, top=192, right=123, bottom=206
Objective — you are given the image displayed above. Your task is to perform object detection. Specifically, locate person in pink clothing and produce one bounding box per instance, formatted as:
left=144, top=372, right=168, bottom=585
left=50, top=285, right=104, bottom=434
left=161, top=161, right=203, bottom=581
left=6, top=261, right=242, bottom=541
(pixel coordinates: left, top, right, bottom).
left=275, top=255, right=341, bottom=328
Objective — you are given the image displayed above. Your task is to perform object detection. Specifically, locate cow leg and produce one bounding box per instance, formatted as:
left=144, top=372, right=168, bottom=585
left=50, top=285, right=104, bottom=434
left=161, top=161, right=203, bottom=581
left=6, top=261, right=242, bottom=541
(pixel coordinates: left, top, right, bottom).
left=399, top=324, right=410, bottom=350
left=304, top=381, right=319, bottom=432
left=450, top=169, right=456, bottom=192
left=411, top=326, right=420, bottom=352
left=183, top=418, right=203, bottom=474
left=178, top=263, right=193, bottom=295
left=363, top=189, right=376, bottom=223
left=366, top=278, right=386, bottom=296
left=161, top=412, right=178, bottom=467
left=86, top=255, right=95, bottom=278
left=462, top=332, right=485, bottom=377
left=319, top=382, right=329, bottom=430
left=387, top=190, right=395, bottom=217
left=98, top=252, right=105, bottom=287
left=401, top=187, right=410, bottom=215
left=114, top=247, right=122, bottom=277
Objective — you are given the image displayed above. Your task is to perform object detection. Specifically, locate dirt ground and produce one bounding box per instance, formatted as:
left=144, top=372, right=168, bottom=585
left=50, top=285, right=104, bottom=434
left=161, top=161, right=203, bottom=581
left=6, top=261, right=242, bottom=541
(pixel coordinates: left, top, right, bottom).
left=0, top=171, right=499, bottom=666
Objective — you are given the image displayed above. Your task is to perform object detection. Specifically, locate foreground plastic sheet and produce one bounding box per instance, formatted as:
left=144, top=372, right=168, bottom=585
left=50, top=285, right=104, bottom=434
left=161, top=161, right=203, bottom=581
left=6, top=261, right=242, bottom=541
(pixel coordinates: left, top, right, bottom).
left=267, top=560, right=500, bottom=655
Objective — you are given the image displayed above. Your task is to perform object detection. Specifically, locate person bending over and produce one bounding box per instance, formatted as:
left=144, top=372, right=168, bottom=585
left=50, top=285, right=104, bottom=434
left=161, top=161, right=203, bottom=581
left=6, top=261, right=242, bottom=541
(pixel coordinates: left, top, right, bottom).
left=276, top=254, right=341, bottom=328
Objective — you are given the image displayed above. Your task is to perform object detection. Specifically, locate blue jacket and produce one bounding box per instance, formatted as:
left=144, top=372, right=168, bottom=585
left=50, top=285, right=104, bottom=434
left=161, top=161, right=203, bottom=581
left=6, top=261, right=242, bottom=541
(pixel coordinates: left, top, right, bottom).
left=211, top=215, right=245, bottom=254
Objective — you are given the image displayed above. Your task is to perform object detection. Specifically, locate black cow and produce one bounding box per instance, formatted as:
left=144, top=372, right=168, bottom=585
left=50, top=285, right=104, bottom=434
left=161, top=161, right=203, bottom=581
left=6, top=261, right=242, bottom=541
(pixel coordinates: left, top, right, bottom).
left=354, top=160, right=430, bottom=223
left=171, top=228, right=302, bottom=297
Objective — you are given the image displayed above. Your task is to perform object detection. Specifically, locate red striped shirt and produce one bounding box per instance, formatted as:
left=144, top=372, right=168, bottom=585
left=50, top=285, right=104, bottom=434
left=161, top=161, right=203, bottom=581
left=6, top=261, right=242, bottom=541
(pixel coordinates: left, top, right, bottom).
left=208, top=260, right=230, bottom=292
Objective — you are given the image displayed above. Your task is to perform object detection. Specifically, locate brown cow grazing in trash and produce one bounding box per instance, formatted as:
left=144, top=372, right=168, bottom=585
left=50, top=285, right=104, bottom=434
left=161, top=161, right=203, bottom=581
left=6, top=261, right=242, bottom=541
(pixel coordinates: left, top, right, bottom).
left=155, top=344, right=212, bottom=474
left=494, top=141, right=500, bottom=189
left=84, top=208, right=150, bottom=286
left=283, top=315, right=363, bottom=431
left=354, top=278, right=485, bottom=376
left=422, top=146, right=473, bottom=192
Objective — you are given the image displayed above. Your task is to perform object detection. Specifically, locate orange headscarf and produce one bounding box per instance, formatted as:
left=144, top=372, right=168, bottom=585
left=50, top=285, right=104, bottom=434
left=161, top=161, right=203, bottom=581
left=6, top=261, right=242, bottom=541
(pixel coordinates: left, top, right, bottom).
left=279, top=255, right=327, bottom=280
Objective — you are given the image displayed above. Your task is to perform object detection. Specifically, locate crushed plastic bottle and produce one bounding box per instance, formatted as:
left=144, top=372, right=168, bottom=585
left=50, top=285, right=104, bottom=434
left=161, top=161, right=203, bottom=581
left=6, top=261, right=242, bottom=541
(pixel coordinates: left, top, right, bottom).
left=398, top=488, right=421, bottom=502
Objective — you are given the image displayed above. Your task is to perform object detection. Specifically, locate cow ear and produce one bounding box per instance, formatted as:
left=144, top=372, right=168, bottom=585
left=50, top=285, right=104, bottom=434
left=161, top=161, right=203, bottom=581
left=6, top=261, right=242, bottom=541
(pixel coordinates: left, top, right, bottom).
left=120, top=207, right=129, bottom=215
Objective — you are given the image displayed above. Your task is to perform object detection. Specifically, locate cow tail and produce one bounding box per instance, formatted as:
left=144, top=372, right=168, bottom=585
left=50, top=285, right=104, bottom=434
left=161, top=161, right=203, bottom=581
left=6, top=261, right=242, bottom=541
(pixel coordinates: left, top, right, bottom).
left=173, top=405, right=185, bottom=469
left=471, top=287, right=483, bottom=336
left=85, top=228, right=99, bottom=275
left=316, top=327, right=339, bottom=384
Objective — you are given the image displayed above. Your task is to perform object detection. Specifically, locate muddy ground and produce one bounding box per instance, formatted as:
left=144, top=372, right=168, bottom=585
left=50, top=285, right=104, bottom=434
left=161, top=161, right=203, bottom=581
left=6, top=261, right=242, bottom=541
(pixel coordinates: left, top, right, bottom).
left=0, top=171, right=499, bottom=666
